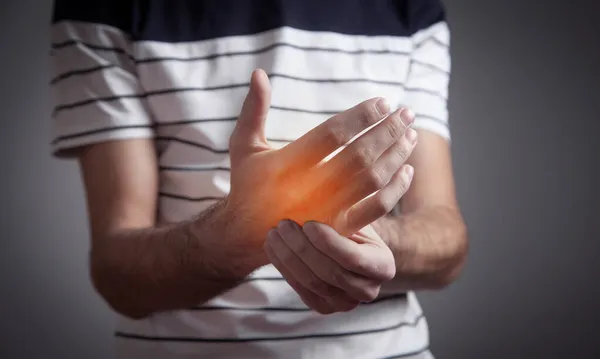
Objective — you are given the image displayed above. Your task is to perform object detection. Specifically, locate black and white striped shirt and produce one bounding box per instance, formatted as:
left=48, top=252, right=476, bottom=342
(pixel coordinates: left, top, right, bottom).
left=50, top=1, right=451, bottom=358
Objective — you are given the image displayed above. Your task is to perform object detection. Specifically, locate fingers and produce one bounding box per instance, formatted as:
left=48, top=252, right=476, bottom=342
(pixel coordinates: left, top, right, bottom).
left=321, top=108, right=415, bottom=182
left=302, top=108, right=414, bottom=215
left=229, top=69, right=272, bottom=163
left=344, top=164, right=414, bottom=234
left=303, top=221, right=396, bottom=282
left=265, top=229, right=358, bottom=313
left=264, top=240, right=335, bottom=314
left=332, top=126, right=418, bottom=211
left=280, top=97, right=391, bottom=169
left=276, top=220, right=381, bottom=303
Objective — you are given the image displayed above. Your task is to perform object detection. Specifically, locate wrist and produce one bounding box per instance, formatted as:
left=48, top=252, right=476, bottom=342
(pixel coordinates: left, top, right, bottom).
left=373, top=215, right=400, bottom=249
left=192, top=199, right=268, bottom=279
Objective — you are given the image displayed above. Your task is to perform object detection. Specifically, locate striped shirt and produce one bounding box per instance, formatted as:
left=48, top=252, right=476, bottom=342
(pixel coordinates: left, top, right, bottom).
left=49, top=1, right=451, bottom=358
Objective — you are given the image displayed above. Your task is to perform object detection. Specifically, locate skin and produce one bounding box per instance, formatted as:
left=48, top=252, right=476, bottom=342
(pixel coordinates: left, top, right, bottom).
left=265, top=131, right=469, bottom=314
left=78, top=70, right=421, bottom=319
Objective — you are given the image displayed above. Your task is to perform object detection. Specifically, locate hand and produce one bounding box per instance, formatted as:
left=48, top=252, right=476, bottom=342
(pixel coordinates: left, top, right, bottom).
left=264, top=220, right=395, bottom=314
left=224, top=69, right=418, bottom=260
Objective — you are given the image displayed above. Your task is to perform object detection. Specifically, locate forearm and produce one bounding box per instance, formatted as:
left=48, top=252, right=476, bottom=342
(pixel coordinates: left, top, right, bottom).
left=90, top=201, right=267, bottom=319
left=378, top=206, right=468, bottom=290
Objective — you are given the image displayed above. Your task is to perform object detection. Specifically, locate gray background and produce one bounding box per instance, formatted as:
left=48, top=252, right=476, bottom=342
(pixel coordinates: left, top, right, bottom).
left=1, top=0, right=599, bottom=358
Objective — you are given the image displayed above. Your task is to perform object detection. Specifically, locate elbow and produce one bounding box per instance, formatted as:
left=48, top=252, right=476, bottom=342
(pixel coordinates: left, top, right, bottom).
left=429, top=256, right=466, bottom=290
left=89, top=253, right=153, bottom=320
left=433, top=220, right=469, bottom=289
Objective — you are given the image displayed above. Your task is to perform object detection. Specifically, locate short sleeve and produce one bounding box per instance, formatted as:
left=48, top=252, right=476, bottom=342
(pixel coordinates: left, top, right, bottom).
left=404, top=19, right=452, bottom=140
left=49, top=1, right=154, bottom=158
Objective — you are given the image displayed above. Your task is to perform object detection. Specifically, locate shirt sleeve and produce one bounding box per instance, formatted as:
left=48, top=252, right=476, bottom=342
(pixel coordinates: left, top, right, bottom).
left=404, top=12, right=452, bottom=140
left=49, top=0, right=154, bottom=158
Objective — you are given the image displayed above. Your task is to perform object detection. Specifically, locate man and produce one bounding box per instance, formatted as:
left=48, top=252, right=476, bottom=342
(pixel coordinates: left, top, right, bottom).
left=49, top=0, right=468, bottom=358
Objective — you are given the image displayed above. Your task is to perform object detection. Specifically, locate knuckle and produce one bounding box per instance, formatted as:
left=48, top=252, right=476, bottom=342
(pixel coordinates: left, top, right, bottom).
left=374, top=195, right=396, bottom=216
left=307, top=276, right=328, bottom=295
left=375, top=260, right=397, bottom=281
left=324, top=124, right=345, bottom=146
left=357, top=102, right=380, bottom=127
left=293, top=238, right=311, bottom=256
left=330, top=269, right=346, bottom=288
left=364, top=168, right=387, bottom=191
left=277, top=248, right=294, bottom=263
left=382, top=264, right=396, bottom=281
left=394, top=139, right=411, bottom=161
left=351, top=146, right=373, bottom=169
left=347, top=252, right=370, bottom=273
left=358, top=286, right=380, bottom=302
left=397, top=173, right=411, bottom=194
left=384, top=112, right=404, bottom=140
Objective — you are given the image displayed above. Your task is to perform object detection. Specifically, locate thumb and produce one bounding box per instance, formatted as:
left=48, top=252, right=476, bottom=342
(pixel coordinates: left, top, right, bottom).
left=230, top=69, right=271, bottom=156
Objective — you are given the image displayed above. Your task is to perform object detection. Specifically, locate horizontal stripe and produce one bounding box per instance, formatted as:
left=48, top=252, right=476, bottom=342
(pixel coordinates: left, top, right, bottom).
left=114, top=314, right=424, bottom=343
left=50, top=23, right=442, bottom=62
left=50, top=40, right=137, bottom=66
left=134, top=30, right=412, bottom=103
left=54, top=93, right=141, bottom=114
left=137, top=42, right=410, bottom=64
left=156, top=118, right=237, bottom=126
left=50, top=64, right=117, bottom=84
left=52, top=81, right=446, bottom=116
left=51, top=128, right=155, bottom=158
left=53, top=69, right=420, bottom=93
left=51, top=121, right=233, bottom=145
left=191, top=293, right=407, bottom=312
left=415, top=35, right=449, bottom=50
left=155, top=136, right=228, bottom=154
left=412, top=59, right=450, bottom=76
left=378, top=346, right=430, bottom=359
left=52, top=0, right=446, bottom=41
left=53, top=73, right=406, bottom=112
left=51, top=38, right=128, bottom=53
left=52, top=110, right=447, bottom=147
left=115, top=280, right=426, bottom=356
left=135, top=24, right=415, bottom=61
left=52, top=124, right=152, bottom=143
left=411, top=21, right=450, bottom=46
left=52, top=118, right=238, bottom=138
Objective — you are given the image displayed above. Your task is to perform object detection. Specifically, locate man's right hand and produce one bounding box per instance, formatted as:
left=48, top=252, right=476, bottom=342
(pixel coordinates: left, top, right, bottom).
left=224, top=69, right=418, bottom=265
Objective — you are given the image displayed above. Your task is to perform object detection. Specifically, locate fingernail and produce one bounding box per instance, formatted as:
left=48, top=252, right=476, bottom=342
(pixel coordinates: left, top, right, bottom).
left=405, top=128, right=418, bottom=143
left=404, top=165, right=414, bottom=179
left=401, top=108, right=415, bottom=126
left=376, top=98, right=391, bottom=116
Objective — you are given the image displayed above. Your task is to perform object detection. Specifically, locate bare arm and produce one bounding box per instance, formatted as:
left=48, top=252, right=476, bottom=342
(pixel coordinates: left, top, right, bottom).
left=373, top=131, right=469, bottom=290
left=80, top=139, right=251, bottom=319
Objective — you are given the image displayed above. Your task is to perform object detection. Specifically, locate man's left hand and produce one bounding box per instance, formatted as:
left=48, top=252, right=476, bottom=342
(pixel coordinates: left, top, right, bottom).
left=264, top=220, right=396, bottom=314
